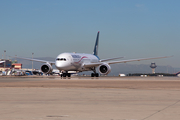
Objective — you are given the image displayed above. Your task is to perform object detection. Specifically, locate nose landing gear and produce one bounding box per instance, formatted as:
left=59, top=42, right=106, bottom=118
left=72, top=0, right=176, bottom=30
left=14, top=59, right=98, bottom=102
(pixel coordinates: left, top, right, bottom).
left=60, top=72, right=71, bottom=78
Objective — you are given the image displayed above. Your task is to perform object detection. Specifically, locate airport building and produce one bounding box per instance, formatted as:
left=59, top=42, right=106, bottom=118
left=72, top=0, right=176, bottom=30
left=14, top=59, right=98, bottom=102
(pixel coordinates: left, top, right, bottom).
left=0, top=59, right=22, bottom=71
left=12, top=63, right=22, bottom=69
left=0, top=59, right=12, bottom=71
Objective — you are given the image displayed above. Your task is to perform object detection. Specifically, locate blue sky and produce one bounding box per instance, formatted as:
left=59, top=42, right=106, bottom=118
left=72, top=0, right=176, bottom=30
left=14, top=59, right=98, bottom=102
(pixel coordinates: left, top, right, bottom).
left=0, top=0, right=180, bottom=67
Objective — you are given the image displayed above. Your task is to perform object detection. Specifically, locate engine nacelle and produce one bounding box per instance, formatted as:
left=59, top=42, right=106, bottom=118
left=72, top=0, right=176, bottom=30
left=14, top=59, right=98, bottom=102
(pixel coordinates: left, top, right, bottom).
left=98, top=63, right=111, bottom=75
left=41, top=63, right=53, bottom=74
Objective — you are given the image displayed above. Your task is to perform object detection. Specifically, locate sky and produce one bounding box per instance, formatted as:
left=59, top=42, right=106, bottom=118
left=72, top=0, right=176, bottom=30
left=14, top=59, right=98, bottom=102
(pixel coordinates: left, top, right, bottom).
left=0, top=0, right=180, bottom=67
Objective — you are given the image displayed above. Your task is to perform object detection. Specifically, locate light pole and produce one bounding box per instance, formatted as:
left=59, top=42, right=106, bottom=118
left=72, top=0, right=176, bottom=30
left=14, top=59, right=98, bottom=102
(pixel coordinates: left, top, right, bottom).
left=4, top=50, right=6, bottom=68
left=15, top=55, right=17, bottom=63
left=32, top=53, right=34, bottom=71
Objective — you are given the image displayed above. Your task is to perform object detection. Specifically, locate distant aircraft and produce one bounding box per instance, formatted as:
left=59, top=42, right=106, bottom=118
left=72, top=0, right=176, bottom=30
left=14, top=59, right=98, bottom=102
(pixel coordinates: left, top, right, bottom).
left=13, top=31, right=171, bottom=77
left=0, top=61, right=5, bottom=64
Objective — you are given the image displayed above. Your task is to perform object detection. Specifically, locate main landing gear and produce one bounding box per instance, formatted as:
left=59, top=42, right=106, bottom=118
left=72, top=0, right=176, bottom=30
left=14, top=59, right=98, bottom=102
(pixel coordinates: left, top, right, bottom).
left=91, top=68, right=99, bottom=77
left=91, top=73, right=99, bottom=77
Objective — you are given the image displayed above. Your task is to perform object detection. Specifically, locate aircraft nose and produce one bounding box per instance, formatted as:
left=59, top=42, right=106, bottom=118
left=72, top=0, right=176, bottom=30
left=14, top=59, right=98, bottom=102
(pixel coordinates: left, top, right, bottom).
left=55, top=61, right=71, bottom=70
left=55, top=61, right=64, bottom=68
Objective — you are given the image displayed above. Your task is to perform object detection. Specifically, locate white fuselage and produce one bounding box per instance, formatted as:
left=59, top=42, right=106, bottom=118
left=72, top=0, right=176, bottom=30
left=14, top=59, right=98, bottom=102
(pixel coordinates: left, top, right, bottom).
left=55, top=53, right=99, bottom=72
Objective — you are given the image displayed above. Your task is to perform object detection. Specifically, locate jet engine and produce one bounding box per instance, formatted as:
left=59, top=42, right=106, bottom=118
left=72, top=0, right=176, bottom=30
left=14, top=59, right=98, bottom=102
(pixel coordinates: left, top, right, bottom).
left=98, top=63, right=111, bottom=75
left=41, top=63, right=53, bottom=74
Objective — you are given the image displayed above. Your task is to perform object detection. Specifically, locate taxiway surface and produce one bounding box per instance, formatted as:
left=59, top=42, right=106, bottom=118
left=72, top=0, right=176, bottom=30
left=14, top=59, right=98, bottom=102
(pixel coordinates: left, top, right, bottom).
left=0, top=76, right=180, bottom=120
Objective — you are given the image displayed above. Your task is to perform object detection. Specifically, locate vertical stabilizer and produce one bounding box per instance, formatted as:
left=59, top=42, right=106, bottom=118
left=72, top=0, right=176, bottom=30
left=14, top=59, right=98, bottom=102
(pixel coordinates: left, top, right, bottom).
left=93, top=31, right=100, bottom=56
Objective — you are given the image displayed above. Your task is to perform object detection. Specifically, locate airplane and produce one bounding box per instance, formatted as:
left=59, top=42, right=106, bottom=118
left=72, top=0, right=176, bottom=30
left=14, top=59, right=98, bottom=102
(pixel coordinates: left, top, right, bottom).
left=13, top=31, right=171, bottom=77
left=0, top=61, right=5, bottom=64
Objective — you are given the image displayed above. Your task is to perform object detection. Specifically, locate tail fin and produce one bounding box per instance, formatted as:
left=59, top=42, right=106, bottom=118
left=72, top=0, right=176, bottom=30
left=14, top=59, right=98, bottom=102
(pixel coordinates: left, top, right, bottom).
left=93, top=31, right=100, bottom=56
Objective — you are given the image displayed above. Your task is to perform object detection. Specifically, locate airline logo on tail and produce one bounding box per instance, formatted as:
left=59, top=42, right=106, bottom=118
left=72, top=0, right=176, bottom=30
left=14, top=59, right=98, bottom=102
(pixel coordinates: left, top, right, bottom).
left=93, top=31, right=99, bottom=56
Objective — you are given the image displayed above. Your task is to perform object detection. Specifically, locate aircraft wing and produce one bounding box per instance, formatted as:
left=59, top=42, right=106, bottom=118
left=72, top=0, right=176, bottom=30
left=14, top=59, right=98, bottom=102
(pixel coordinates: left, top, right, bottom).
left=83, top=62, right=102, bottom=68
left=100, top=57, right=124, bottom=62
left=107, top=56, right=173, bottom=64
left=83, top=56, right=172, bottom=68
left=11, top=56, right=55, bottom=65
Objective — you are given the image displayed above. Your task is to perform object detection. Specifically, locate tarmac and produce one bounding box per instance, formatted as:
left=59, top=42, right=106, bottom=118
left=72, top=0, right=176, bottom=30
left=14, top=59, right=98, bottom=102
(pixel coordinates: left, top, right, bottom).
left=0, top=76, right=180, bottom=120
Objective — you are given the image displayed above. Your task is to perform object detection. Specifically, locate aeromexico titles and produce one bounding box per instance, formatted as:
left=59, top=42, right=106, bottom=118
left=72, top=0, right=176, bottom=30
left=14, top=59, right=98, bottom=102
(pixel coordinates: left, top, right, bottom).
left=14, top=31, right=171, bottom=77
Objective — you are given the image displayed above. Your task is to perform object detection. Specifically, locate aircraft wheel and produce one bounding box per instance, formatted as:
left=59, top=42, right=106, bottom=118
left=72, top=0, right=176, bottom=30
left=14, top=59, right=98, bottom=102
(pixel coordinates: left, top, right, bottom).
left=63, top=73, right=67, bottom=77
left=95, top=73, right=99, bottom=77
left=67, top=73, right=71, bottom=77
left=91, top=73, right=99, bottom=77
left=91, top=73, right=94, bottom=77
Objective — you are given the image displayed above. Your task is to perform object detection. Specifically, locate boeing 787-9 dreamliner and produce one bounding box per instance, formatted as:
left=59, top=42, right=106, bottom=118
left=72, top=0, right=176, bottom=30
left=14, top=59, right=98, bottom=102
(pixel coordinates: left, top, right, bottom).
left=14, top=32, right=171, bottom=77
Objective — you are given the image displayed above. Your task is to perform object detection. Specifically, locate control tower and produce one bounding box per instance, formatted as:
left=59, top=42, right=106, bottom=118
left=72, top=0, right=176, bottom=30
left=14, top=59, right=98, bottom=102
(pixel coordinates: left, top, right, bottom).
left=150, top=63, right=157, bottom=74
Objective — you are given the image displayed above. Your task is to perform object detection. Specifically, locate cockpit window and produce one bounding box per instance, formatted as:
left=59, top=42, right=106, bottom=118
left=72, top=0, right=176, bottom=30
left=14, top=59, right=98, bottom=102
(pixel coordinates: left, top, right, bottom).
left=56, top=58, right=66, bottom=61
